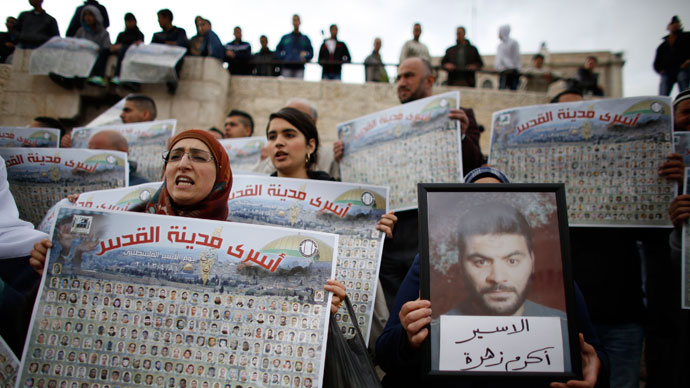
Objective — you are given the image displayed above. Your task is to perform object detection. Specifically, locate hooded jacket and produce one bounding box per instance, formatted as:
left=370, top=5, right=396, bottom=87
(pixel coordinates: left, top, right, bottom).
left=495, top=24, right=520, bottom=71
left=74, top=4, right=110, bottom=48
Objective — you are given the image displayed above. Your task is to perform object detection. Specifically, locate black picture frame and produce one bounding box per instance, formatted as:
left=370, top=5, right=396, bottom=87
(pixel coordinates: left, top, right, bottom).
left=418, top=183, right=581, bottom=385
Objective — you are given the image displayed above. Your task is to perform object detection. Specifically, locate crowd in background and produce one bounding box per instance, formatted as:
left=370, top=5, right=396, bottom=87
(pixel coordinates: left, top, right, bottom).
left=1, top=1, right=690, bottom=388
left=8, top=0, right=684, bottom=95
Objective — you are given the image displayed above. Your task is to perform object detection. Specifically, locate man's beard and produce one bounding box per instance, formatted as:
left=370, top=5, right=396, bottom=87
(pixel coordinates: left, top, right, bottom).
left=398, top=78, right=428, bottom=104
left=464, top=277, right=532, bottom=316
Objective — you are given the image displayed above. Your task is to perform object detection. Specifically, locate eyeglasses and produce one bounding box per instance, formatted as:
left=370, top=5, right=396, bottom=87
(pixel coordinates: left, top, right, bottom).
left=162, top=148, right=215, bottom=163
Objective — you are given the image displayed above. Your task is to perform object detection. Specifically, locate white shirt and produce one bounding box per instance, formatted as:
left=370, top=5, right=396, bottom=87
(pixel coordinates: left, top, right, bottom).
left=0, top=155, right=48, bottom=259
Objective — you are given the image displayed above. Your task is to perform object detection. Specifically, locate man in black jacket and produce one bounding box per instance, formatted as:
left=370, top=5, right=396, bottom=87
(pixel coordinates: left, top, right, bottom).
left=653, top=15, right=690, bottom=96
left=110, top=12, right=144, bottom=86
left=13, top=0, right=59, bottom=49
left=225, top=26, right=252, bottom=75
left=441, top=26, right=483, bottom=87
left=318, top=24, right=351, bottom=80
left=151, top=9, right=188, bottom=94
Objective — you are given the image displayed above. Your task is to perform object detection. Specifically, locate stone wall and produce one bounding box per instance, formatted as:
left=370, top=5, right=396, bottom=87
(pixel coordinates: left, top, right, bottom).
left=225, top=77, right=551, bottom=153
left=0, top=49, right=229, bottom=133
left=1, top=48, right=560, bottom=154
left=0, top=49, right=81, bottom=126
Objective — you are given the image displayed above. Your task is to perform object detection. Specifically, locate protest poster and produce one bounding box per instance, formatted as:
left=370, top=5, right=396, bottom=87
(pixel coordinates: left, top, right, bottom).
left=38, top=182, right=163, bottom=234
left=674, top=132, right=690, bottom=166
left=29, top=37, right=99, bottom=78
left=219, top=137, right=268, bottom=174
left=227, top=176, right=388, bottom=342
left=18, top=207, right=337, bottom=388
left=0, top=148, right=128, bottom=227
left=489, top=96, right=674, bottom=227
left=337, top=91, right=462, bottom=211
left=34, top=175, right=388, bottom=342
left=120, top=43, right=187, bottom=83
left=71, top=120, right=175, bottom=182
left=0, top=335, right=19, bottom=387
left=419, top=183, right=580, bottom=383
left=85, top=97, right=127, bottom=128
left=0, top=127, right=59, bottom=148
left=681, top=167, right=690, bottom=309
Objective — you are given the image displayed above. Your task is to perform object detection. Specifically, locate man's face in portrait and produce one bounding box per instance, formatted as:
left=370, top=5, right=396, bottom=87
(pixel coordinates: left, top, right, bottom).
left=460, top=233, right=534, bottom=316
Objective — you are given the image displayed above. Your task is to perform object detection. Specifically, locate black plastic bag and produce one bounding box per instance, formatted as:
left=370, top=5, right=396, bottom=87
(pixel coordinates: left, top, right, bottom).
left=323, top=296, right=382, bottom=388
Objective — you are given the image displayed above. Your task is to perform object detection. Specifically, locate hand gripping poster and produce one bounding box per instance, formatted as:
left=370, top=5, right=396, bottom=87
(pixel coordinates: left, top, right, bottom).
left=18, top=208, right=337, bottom=388
left=219, top=137, right=268, bottom=174
left=120, top=43, right=187, bottom=83
left=337, top=91, right=462, bottom=211
left=29, top=37, right=99, bottom=78
left=0, top=127, right=60, bottom=148
left=71, top=120, right=175, bottom=182
left=489, top=96, right=674, bottom=227
left=0, top=148, right=128, bottom=227
left=226, top=176, right=389, bottom=343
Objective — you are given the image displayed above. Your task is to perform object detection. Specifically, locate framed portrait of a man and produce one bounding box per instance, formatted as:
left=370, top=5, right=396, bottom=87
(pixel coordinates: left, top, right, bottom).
left=419, top=183, right=581, bottom=383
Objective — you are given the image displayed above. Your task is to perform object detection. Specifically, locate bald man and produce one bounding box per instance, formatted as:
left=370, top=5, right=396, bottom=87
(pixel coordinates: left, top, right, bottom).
left=335, top=57, right=484, bottom=311
left=88, top=130, right=148, bottom=185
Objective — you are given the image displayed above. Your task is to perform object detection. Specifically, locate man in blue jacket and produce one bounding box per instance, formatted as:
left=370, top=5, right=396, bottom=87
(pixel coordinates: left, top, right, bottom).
left=276, top=14, right=313, bottom=79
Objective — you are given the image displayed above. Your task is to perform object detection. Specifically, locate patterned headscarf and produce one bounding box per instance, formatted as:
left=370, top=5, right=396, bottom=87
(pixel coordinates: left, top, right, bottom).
left=141, top=129, right=232, bottom=220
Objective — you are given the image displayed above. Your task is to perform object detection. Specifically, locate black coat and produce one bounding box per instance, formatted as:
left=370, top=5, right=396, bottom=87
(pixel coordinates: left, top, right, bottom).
left=653, top=31, right=690, bottom=75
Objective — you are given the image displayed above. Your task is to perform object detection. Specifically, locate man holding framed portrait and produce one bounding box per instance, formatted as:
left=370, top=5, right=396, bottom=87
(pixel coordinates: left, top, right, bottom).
left=376, top=169, right=608, bottom=387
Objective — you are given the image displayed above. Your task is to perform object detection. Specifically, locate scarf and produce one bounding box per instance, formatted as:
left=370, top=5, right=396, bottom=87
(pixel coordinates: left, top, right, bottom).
left=140, top=129, right=232, bottom=221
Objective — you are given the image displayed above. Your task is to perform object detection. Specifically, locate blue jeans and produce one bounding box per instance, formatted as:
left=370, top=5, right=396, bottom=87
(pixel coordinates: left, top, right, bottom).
left=499, top=69, right=520, bottom=90
left=659, top=69, right=690, bottom=96
left=322, top=72, right=341, bottom=80
left=594, top=323, right=644, bottom=388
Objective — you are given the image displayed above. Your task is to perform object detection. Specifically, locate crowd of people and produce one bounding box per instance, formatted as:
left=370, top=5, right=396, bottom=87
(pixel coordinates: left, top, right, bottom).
left=1, top=1, right=690, bottom=387
left=4, top=0, right=664, bottom=95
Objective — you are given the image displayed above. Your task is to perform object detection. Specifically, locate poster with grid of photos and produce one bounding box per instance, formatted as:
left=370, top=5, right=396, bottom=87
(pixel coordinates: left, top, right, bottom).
left=29, top=37, right=99, bottom=78
left=0, top=148, right=128, bottom=227
left=489, top=96, right=675, bottom=227
left=71, top=120, right=175, bottom=182
left=337, top=91, right=462, bottom=211
left=0, top=127, right=59, bottom=148
left=34, top=176, right=388, bottom=343
left=0, top=335, right=19, bottom=387
left=226, top=175, right=388, bottom=343
left=18, top=208, right=337, bottom=388
left=219, top=137, right=267, bottom=174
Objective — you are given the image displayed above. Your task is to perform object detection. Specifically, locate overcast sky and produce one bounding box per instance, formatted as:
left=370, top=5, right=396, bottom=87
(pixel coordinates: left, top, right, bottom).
left=3, top=0, right=689, bottom=97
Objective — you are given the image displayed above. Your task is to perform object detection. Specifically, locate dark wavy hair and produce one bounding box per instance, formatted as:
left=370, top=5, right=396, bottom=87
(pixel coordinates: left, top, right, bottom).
left=266, top=107, right=319, bottom=170
left=457, top=202, right=533, bottom=260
